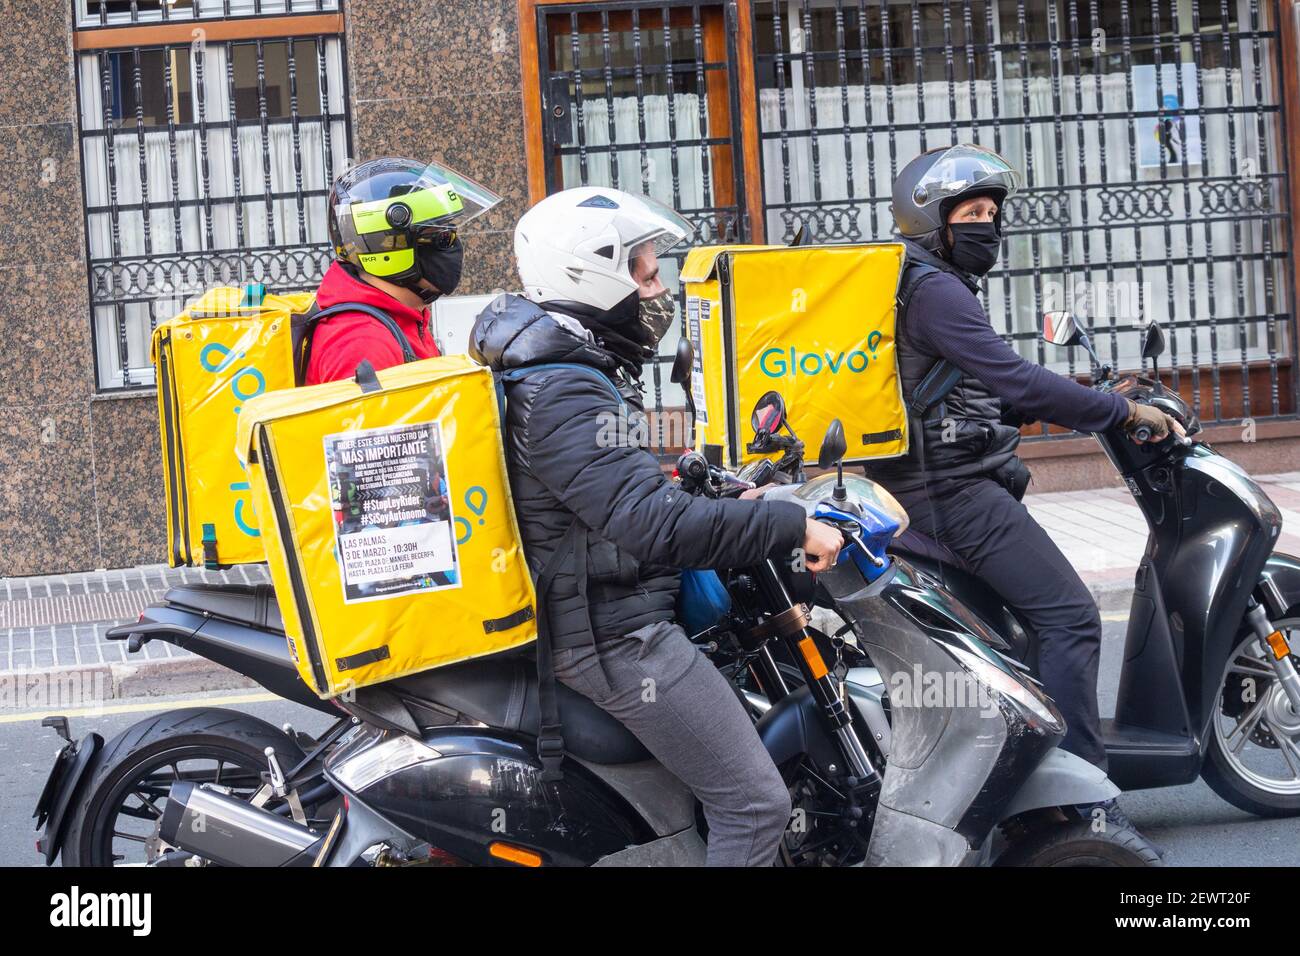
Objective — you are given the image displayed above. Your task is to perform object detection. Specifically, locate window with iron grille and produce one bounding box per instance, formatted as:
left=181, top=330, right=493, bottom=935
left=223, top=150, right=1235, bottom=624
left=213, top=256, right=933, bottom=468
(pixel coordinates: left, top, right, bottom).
left=75, top=5, right=350, bottom=391
left=76, top=0, right=340, bottom=29
left=754, top=0, right=1296, bottom=426
left=531, top=1, right=748, bottom=453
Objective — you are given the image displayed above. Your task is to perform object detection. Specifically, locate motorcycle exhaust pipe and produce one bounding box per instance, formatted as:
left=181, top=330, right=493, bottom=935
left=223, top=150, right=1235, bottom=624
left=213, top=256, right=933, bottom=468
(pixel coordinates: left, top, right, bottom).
left=160, top=781, right=322, bottom=867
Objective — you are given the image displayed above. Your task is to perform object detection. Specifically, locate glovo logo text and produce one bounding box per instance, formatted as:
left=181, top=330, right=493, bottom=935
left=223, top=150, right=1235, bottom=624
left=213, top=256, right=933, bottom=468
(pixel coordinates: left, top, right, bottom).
left=759, top=331, right=883, bottom=378
left=200, top=340, right=264, bottom=539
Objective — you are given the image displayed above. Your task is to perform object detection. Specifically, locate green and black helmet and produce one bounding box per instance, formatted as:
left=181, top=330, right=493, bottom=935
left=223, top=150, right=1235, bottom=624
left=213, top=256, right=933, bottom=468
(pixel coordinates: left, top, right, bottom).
left=328, top=158, right=503, bottom=302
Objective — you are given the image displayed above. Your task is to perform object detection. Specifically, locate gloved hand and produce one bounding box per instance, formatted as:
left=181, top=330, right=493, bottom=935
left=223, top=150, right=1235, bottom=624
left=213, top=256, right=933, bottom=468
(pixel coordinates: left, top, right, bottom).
left=1125, top=399, right=1186, bottom=443
left=1000, top=404, right=1038, bottom=429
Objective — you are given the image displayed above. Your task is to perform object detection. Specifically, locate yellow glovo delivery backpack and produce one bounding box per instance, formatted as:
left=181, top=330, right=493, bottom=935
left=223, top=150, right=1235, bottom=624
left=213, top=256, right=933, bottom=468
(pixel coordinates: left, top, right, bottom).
left=680, top=242, right=909, bottom=468
left=152, top=284, right=415, bottom=569
left=234, top=355, right=537, bottom=699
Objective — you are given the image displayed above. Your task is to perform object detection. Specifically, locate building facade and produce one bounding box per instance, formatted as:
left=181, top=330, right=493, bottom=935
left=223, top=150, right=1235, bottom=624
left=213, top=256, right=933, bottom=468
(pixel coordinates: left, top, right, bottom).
left=3, top=0, right=1298, bottom=576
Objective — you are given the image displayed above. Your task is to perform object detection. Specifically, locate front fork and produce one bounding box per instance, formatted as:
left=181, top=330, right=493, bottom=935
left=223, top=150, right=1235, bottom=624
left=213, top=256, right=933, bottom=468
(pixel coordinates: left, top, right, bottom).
left=755, top=559, right=881, bottom=787
left=1246, top=580, right=1300, bottom=714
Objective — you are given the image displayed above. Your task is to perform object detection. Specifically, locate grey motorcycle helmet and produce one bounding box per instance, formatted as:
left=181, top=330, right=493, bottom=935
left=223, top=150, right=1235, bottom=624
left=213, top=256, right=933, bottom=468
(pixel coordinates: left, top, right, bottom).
left=890, top=144, right=1023, bottom=253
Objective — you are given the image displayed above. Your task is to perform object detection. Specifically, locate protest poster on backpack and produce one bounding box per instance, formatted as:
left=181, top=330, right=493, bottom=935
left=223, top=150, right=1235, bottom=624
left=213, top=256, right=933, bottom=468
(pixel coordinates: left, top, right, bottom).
left=324, top=420, right=461, bottom=603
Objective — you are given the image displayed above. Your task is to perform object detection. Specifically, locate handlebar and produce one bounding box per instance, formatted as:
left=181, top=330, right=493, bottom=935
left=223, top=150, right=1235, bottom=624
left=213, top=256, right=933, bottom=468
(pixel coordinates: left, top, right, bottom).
left=676, top=452, right=755, bottom=499
left=829, top=520, right=882, bottom=567
left=1127, top=422, right=1193, bottom=448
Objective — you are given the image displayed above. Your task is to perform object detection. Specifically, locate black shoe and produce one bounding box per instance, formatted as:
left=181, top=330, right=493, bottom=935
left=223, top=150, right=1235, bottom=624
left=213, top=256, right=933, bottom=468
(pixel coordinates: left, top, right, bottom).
left=1074, top=798, right=1164, bottom=858
left=1074, top=797, right=1133, bottom=830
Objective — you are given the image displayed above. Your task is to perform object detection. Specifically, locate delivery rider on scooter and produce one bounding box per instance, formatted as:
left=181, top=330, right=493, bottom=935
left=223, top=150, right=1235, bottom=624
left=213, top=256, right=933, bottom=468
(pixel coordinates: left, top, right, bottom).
left=868, top=144, right=1185, bottom=829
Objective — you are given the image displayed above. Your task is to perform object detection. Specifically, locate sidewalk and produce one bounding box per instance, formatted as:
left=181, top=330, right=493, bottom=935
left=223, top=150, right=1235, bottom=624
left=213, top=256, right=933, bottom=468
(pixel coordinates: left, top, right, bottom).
left=1025, top=470, right=1300, bottom=611
left=3, top=471, right=1299, bottom=707
left=0, top=564, right=270, bottom=711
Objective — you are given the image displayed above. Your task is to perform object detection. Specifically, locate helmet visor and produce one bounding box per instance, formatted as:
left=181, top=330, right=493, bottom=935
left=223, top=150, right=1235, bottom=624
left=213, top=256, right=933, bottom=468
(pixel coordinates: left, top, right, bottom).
left=613, top=193, right=697, bottom=259
left=910, top=145, right=1023, bottom=208
left=409, top=160, right=503, bottom=226
left=342, top=160, right=504, bottom=239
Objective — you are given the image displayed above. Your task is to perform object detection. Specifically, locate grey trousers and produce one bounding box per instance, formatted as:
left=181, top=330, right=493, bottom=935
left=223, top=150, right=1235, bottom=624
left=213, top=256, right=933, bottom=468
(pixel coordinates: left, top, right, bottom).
left=552, top=620, right=792, bottom=866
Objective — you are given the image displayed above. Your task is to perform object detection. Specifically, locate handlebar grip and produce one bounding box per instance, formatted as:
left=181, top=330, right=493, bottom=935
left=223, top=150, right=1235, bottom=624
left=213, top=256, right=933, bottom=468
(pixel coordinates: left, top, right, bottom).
left=1133, top=424, right=1153, bottom=442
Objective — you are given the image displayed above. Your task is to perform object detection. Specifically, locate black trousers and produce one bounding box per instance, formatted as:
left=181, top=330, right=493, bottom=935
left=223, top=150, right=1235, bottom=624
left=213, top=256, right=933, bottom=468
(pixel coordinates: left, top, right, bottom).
left=893, top=475, right=1108, bottom=770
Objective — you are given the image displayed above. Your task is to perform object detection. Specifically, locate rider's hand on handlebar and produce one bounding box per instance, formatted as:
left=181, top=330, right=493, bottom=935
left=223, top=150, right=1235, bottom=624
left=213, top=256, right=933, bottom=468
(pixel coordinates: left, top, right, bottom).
left=739, top=483, right=778, bottom=500
left=803, top=518, right=844, bottom=573
left=1125, top=398, right=1186, bottom=443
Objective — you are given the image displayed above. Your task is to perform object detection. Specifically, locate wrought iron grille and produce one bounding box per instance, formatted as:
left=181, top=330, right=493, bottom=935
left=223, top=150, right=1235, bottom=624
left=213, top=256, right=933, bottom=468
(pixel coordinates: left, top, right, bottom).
left=76, top=0, right=339, bottom=29
left=534, top=1, right=748, bottom=453
left=76, top=28, right=351, bottom=391
left=754, top=0, right=1297, bottom=428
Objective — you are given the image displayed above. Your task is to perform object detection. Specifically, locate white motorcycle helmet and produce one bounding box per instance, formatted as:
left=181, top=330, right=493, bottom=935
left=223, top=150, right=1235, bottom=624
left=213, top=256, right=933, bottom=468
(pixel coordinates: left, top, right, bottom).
left=514, top=187, right=694, bottom=349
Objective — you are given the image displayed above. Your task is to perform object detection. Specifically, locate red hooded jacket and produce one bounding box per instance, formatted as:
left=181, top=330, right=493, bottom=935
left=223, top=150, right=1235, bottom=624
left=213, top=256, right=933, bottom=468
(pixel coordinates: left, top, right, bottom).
left=305, top=261, right=439, bottom=385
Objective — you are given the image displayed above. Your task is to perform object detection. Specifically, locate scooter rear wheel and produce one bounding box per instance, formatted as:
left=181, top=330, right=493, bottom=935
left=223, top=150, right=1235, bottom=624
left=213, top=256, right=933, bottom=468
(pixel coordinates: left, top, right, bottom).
left=1203, top=620, right=1300, bottom=817
left=996, top=820, right=1161, bottom=867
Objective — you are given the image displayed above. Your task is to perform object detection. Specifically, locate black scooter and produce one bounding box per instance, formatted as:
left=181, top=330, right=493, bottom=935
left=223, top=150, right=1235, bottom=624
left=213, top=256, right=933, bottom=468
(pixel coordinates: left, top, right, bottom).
left=892, top=313, right=1300, bottom=816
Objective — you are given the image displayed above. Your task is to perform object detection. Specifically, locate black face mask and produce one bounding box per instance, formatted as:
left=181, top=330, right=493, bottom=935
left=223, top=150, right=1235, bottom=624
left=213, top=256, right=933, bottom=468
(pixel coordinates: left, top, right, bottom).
left=583, top=291, right=652, bottom=369
left=414, top=237, right=464, bottom=303
left=947, top=221, right=1001, bottom=276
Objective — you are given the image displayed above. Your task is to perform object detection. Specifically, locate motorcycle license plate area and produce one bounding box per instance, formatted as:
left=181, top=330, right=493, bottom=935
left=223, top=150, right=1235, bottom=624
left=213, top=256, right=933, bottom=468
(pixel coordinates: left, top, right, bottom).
left=152, top=286, right=311, bottom=569
left=680, top=243, right=908, bottom=468
left=237, top=355, right=537, bottom=698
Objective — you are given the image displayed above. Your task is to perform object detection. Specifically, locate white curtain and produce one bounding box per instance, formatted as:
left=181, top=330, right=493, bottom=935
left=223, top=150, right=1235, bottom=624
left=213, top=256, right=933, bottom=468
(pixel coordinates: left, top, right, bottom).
left=79, top=42, right=348, bottom=388
left=759, top=69, right=1287, bottom=371
left=561, top=93, right=708, bottom=211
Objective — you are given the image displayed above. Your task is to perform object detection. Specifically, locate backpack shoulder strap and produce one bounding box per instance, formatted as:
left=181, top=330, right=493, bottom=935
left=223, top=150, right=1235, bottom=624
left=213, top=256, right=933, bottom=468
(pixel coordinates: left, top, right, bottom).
left=499, top=362, right=626, bottom=407
left=896, top=260, right=942, bottom=318
left=494, top=362, right=623, bottom=781
left=292, top=300, right=418, bottom=386
left=896, top=261, right=961, bottom=417
left=529, top=517, right=590, bottom=783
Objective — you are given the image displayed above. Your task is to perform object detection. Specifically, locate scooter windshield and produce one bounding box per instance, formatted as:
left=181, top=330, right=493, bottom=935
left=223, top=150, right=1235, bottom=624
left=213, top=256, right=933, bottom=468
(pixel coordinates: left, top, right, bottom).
left=790, top=474, right=910, bottom=537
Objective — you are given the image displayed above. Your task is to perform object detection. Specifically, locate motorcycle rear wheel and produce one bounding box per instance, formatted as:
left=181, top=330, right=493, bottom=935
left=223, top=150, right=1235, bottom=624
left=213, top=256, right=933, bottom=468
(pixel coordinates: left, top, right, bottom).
left=996, top=820, right=1162, bottom=867
left=61, top=707, right=308, bottom=867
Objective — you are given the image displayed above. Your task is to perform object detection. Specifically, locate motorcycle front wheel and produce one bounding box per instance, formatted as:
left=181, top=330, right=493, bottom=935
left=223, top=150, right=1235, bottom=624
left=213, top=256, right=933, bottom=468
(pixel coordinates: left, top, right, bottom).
left=61, top=707, right=310, bottom=867
left=1202, top=618, right=1300, bottom=817
left=996, top=820, right=1162, bottom=867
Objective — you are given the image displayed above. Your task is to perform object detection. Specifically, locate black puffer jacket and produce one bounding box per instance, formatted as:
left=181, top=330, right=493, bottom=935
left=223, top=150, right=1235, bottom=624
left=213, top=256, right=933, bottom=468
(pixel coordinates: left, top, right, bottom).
left=469, top=294, right=807, bottom=650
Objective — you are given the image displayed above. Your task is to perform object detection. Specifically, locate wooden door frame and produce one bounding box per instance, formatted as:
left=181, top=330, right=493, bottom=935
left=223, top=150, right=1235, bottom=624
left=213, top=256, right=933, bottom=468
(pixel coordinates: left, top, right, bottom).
left=517, top=0, right=765, bottom=241
left=1280, top=0, right=1300, bottom=387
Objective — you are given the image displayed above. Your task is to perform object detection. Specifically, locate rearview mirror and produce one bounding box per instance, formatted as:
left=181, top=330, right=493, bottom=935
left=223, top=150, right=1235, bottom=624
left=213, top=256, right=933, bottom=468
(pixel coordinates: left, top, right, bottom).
left=670, top=336, right=694, bottom=386
left=751, top=390, right=786, bottom=435
left=1041, top=310, right=1082, bottom=348
left=788, top=223, right=815, bottom=247
left=818, top=419, right=848, bottom=470
left=1141, top=321, right=1166, bottom=361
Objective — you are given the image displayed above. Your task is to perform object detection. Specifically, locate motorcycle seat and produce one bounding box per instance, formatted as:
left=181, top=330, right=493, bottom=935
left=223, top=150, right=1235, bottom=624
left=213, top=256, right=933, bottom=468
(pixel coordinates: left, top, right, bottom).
left=386, top=657, right=652, bottom=766
left=164, top=583, right=651, bottom=766
left=164, top=583, right=283, bottom=632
